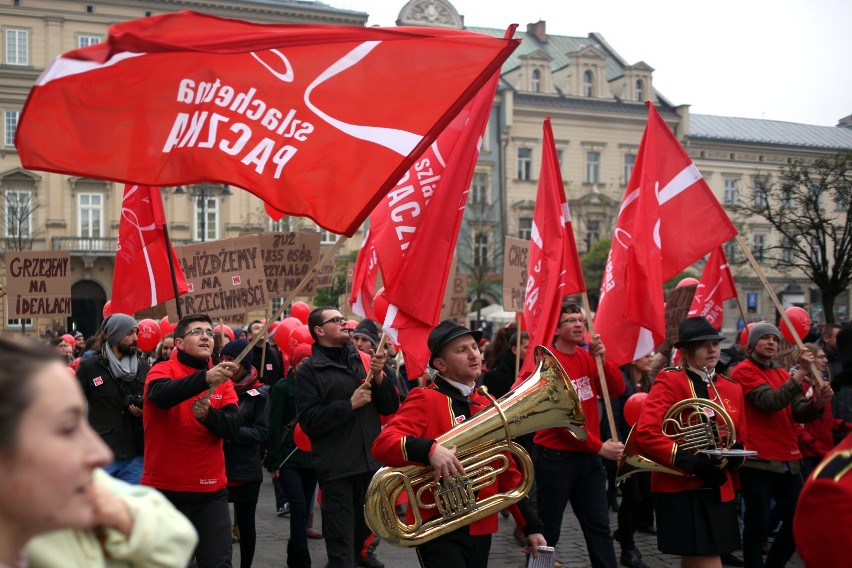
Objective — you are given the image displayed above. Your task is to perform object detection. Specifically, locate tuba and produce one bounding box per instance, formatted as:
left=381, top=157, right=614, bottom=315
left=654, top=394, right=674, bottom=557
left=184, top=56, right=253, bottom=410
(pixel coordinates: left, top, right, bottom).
left=365, top=346, right=586, bottom=547
left=616, top=397, right=737, bottom=484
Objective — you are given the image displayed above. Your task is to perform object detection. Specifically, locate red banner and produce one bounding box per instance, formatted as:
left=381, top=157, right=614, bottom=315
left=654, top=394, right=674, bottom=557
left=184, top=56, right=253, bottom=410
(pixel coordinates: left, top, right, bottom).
left=111, top=185, right=188, bottom=315
left=595, top=104, right=738, bottom=366
left=688, top=247, right=737, bottom=329
left=16, top=11, right=519, bottom=237
left=348, top=228, right=379, bottom=320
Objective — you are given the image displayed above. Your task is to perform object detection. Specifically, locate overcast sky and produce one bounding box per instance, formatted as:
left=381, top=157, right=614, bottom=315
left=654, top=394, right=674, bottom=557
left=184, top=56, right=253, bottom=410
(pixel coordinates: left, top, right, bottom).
left=330, top=0, right=851, bottom=127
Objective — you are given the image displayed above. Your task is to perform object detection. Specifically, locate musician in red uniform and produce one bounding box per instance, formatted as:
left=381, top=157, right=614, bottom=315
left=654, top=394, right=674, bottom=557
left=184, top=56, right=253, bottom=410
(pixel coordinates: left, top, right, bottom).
left=372, top=320, right=546, bottom=568
left=634, top=316, right=747, bottom=568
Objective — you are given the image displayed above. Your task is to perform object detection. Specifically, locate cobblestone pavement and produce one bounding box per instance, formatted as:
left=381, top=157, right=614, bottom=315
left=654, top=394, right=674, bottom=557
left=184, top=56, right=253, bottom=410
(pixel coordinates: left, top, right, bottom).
left=239, top=471, right=804, bottom=567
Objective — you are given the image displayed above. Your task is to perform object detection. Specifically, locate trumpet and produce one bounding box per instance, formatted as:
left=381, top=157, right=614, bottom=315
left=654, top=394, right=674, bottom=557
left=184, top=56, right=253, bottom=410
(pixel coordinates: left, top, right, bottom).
left=365, top=346, right=586, bottom=547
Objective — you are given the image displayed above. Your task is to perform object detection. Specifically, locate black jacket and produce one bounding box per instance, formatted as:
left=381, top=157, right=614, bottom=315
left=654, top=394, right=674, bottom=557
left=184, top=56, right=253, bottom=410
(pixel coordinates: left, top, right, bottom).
left=76, top=351, right=149, bottom=459
left=224, top=383, right=269, bottom=483
left=252, top=343, right=285, bottom=386
left=481, top=349, right=519, bottom=400
left=296, top=343, right=399, bottom=482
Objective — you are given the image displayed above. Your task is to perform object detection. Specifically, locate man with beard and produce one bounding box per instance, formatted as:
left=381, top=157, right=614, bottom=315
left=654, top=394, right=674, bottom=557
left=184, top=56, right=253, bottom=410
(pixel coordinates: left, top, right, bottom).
left=143, top=312, right=241, bottom=568
left=77, top=314, right=149, bottom=484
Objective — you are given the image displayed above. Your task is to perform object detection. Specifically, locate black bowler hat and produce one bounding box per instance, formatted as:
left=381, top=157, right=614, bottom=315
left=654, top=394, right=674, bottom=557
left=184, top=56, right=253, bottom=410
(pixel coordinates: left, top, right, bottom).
left=427, top=320, right=483, bottom=368
left=674, top=316, right=725, bottom=348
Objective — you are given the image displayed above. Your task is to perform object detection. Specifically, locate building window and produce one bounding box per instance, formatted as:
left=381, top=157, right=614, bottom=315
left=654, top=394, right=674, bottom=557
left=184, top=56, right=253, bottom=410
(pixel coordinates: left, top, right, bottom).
left=753, top=233, right=766, bottom=262
left=810, top=237, right=822, bottom=264
left=623, top=153, right=636, bottom=185
left=724, top=240, right=737, bottom=264
left=531, top=69, right=541, bottom=93
left=781, top=188, right=794, bottom=209
left=7, top=318, right=33, bottom=330
left=723, top=178, right=739, bottom=205
left=635, top=79, right=645, bottom=101
left=585, top=151, right=601, bottom=184
left=269, top=216, right=290, bottom=232
left=470, top=172, right=488, bottom=206
left=585, top=220, right=600, bottom=251
left=518, top=217, right=532, bottom=240
left=78, top=193, right=103, bottom=239
left=517, top=147, right=532, bottom=181
left=4, top=111, right=19, bottom=146
left=583, top=70, right=594, bottom=97
left=753, top=187, right=767, bottom=207
left=319, top=227, right=337, bottom=245
left=473, top=232, right=489, bottom=267
left=78, top=35, right=102, bottom=48
left=5, top=29, right=28, bottom=66
left=836, top=193, right=849, bottom=212
left=4, top=190, right=32, bottom=239
left=193, top=196, right=219, bottom=241
left=781, top=235, right=794, bottom=264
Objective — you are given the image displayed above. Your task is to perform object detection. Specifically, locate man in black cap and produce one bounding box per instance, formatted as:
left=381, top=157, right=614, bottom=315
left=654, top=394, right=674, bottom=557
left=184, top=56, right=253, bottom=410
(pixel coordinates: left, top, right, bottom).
left=372, top=319, right=547, bottom=567
left=76, top=313, right=148, bottom=484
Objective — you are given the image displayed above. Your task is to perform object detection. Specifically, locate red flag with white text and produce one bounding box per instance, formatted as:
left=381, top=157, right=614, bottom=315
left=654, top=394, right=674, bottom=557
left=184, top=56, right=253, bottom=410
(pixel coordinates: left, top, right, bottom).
left=348, top=228, right=379, bottom=320
left=111, top=185, right=188, bottom=315
left=15, top=11, right=519, bottom=237
left=520, top=118, right=585, bottom=376
left=688, top=247, right=737, bottom=329
left=595, top=103, right=738, bottom=366
left=378, top=69, right=503, bottom=380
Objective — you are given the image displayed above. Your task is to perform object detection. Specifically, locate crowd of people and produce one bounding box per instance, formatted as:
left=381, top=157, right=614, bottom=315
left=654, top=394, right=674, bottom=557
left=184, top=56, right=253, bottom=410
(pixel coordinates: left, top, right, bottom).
left=2, top=304, right=850, bottom=568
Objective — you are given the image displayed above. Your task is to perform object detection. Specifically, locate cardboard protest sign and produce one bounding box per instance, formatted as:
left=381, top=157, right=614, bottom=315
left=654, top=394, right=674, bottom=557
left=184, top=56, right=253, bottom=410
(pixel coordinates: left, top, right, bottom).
left=662, top=284, right=697, bottom=353
left=258, top=232, right=321, bottom=297
left=440, top=258, right=468, bottom=321
left=5, top=251, right=72, bottom=317
left=502, top=236, right=530, bottom=313
left=168, top=235, right=269, bottom=321
left=308, top=245, right=335, bottom=291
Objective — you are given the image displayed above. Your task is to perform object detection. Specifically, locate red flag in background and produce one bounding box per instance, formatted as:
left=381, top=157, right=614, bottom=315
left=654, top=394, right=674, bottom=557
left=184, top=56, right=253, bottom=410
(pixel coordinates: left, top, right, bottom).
left=376, top=69, right=503, bottom=380
left=520, top=118, right=585, bottom=377
left=15, top=11, right=519, bottom=236
left=348, top=228, right=379, bottom=320
left=595, top=103, right=738, bottom=366
left=688, top=247, right=737, bottom=329
left=111, top=185, right=188, bottom=315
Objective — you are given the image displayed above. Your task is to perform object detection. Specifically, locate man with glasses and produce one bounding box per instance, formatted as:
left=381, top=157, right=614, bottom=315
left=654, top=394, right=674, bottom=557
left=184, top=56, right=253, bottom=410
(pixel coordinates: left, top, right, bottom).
left=142, top=312, right=241, bottom=568
left=532, top=301, right=625, bottom=568
left=296, top=307, right=400, bottom=568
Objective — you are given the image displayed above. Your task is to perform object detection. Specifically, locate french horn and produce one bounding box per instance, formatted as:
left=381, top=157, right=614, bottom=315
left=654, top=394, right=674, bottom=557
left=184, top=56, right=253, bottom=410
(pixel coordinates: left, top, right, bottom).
left=364, top=345, right=586, bottom=547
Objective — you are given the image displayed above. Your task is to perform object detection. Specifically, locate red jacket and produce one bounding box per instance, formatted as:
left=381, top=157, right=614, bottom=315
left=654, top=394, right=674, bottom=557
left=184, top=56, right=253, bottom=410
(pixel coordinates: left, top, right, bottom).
left=372, top=378, right=540, bottom=536
left=800, top=382, right=851, bottom=457
left=634, top=367, right=746, bottom=502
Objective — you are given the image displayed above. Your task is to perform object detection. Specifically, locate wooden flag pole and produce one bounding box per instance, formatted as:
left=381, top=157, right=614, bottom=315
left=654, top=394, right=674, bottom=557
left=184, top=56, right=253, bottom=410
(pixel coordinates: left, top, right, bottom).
left=734, top=235, right=823, bottom=386
left=581, top=292, right=619, bottom=443
left=514, top=312, right=522, bottom=379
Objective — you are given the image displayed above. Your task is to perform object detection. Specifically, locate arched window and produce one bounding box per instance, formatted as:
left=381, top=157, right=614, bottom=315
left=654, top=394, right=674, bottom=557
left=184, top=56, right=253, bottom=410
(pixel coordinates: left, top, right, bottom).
left=635, top=79, right=645, bottom=101
left=583, top=70, right=594, bottom=97
left=531, top=69, right=541, bottom=92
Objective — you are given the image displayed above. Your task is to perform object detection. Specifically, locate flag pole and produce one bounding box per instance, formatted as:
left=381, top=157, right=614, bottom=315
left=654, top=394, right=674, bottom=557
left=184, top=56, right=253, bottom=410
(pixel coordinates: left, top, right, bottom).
left=515, top=312, right=522, bottom=379
left=734, top=235, right=823, bottom=386
left=581, top=292, right=619, bottom=443
left=161, top=222, right=183, bottom=320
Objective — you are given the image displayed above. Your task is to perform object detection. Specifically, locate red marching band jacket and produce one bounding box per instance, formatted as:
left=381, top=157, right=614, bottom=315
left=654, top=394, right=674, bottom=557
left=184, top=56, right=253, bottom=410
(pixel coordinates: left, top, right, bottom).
left=634, top=367, right=748, bottom=502
left=371, top=380, right=529, bottom=536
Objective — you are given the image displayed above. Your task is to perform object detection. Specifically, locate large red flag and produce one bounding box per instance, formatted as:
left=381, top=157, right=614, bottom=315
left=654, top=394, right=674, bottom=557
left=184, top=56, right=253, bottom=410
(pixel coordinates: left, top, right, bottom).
left=688, top=247, right=737, bottom=329
left=378, top=69, right=503, bottom=380
left=15, top=11, right=519, bottom=237
left=520, top=118, right=585, bottom=376
left=348, top=228, right=379, bottom=320
left=111, top=185, right=188, bottom=315
left=595, top=103, right=738, bottom=366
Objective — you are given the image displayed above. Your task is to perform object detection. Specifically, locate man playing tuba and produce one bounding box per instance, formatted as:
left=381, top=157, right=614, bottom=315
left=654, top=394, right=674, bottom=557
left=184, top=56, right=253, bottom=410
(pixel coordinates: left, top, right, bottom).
left=371, top=320, right=546, bottom=567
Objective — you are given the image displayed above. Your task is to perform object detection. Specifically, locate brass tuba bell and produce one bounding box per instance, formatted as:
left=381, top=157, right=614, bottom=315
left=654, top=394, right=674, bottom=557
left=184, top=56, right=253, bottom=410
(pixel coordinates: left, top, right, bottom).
left=364, top=345, right=586, bottom=547
left=616, top=397, right=737, bottom=484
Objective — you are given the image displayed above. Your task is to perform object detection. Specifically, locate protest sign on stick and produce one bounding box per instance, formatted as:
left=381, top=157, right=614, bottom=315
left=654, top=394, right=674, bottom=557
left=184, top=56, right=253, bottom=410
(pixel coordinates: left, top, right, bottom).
left=5, top=251, right=72, bottom=318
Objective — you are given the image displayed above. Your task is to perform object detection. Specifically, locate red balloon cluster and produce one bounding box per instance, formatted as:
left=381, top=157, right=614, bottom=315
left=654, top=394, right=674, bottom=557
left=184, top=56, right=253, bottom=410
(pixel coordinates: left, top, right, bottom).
left=623, top=392, right=648, bottom=427
left=780, top=306, right=810, bottom=344
left=102, top=300, right=112, bottom=318
left=137, top=319, right=162, bottom=352
left=159, top=316, right=176, bottom=336
left=290, top=301, right=310, bottom=324
left=273, top=317, right=302, bottom=354
left=289, top=325, right=314, bottom=353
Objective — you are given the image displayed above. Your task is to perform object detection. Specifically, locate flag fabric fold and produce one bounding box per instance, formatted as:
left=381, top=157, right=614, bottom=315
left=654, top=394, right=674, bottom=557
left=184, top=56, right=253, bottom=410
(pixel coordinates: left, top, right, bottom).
left=348, top=228, right=379, bottom=320
left=520, top=118, right=585, bottom=376
left=111, top=184, right=188, bottom=315
left=595, top=103, right=738, bottom=366
left=15, top=10, right=519, bottom=236
left=688, top=247, right=737, bottom=329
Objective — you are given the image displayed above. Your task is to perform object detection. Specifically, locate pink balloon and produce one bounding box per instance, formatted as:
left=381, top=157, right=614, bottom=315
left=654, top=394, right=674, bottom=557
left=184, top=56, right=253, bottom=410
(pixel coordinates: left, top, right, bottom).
left=677, top=277, right=699, bottom=288
left=214, top=324, right=234, bottom=341
left=373, top=288, right=389, bottom=324
left=102, top=300, right=112, bottom=318
left=623, top=392, right=648, bottom=427
left=137, top=319, right=162, bottom=352
left=780, top=307, right=811, bottom=344
left=159, top=316, right=176, bottom=336
left=290, top=301, right=310, bottom=324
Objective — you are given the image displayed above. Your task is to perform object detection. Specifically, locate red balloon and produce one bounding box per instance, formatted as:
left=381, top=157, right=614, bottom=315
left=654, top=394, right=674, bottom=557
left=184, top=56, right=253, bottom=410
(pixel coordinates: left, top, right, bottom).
left=159, top=316, right=176, bottom=336
left=623, top=392, right=648, bottom=427
left=373, top=288, right=389, bottom=324
left=137, top=318, right=162, bottom=351
left=102, top=300, right=112, bottom=318
left=268, top=320, right=280, bottom=334
left=62, top=334, right=75, bottom=346
left=290, top=301, right=310, bottom=324
left=294, top=423, right=312, bottom=452
left=780, top=306, right=811, bottom=344
left=677, top=277, right=700, bottom=288
left=274, top=317, right=302, bottom=354
left=740, top=322, right=757, bottom=347
left=289, top=325, right=314, bottom=352
left=214, top=324, right=234, bottom=341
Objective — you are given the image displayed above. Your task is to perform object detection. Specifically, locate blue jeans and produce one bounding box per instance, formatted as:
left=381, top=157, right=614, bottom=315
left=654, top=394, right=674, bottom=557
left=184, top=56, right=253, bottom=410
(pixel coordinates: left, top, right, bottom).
left=534, top=445, right=617, bottom=568
left=103, top=455, right=143, bottom=484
